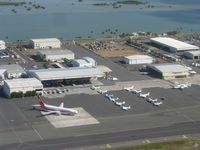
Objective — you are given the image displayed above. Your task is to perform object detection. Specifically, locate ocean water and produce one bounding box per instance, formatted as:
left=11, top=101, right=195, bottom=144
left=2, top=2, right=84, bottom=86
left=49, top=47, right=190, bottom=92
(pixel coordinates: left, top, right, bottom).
left=0, top=0, right=199, bottom=41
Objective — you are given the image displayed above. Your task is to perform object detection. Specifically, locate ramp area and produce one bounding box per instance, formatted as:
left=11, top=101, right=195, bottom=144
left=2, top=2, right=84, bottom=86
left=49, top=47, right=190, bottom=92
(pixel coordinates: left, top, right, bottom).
left=41, top=107, right=99, bottom=128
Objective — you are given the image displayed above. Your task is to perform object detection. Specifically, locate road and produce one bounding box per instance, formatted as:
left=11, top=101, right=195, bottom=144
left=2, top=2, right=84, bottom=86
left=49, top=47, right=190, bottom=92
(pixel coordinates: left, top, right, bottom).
left=1, top=121, right=200, bottom=150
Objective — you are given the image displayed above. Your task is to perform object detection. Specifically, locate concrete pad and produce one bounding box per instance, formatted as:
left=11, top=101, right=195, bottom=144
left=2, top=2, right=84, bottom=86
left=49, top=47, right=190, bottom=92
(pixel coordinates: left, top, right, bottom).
left=41, top=107, right=99, bottom=128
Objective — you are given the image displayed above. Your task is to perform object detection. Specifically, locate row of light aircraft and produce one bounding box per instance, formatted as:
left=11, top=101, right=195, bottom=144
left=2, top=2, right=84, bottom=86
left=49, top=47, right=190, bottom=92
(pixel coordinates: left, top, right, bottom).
left=124, top=85, right=163, bottom=106
left=105, top=93, right=131, bottom=110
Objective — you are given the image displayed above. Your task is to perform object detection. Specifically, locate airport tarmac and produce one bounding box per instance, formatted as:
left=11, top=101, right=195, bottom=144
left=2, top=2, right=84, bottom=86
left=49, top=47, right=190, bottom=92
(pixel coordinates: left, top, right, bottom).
left=1, top=85, right=200, bottom=149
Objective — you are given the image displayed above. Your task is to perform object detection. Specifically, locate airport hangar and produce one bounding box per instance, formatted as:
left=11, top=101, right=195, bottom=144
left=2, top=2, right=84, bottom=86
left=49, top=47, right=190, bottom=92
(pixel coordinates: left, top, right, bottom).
left=184, top=50, right=200, bottom=60
left=27, top=67, right=104, bottom=87
left=147, top=63, right=190, bottom=80
left=122, top=55, right=154, bottom=65
left=3, top=78, right=43, bottom=98
left=71, top=57, right=97, bottom=67
left=29, top=38, right=61, bottom=49
left=38, top=49, right=75, bottom=62
left=150, top=37, right=199, bottom=53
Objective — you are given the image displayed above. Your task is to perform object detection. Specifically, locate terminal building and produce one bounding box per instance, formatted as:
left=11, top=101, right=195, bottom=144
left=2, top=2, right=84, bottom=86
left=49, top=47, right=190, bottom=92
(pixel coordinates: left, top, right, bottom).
left=122, top=55, right=154, bottom=65
left=3, top=78, right=43, bottom=98
left=151, top=37, right=199, bottom=53
left=148, top=63, right=190, bottom=80
left=184, top=51, right=200, bottom=60
left=0, top=40, right=6, bottom=50
left=38, top=49, right=74, bottom=62
left=27, top=67, right=104, bottom=87
left=29, top=38, right=61, bottom=49
left=0, top=64, right=25, bottom=79
left=71, top=57, right=96, bottom=67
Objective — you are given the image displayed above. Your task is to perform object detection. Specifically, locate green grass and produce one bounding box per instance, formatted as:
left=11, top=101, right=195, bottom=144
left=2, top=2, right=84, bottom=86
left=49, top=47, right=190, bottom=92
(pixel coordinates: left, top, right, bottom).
left=110, top=139, right=200, bottom=150
left=0, top=2, right=25, bottom=6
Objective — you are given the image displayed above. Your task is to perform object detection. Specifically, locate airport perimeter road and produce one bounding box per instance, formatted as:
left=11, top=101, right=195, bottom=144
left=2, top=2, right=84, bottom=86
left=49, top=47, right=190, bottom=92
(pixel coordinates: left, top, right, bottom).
left=1, top=121, right=200, bottom=150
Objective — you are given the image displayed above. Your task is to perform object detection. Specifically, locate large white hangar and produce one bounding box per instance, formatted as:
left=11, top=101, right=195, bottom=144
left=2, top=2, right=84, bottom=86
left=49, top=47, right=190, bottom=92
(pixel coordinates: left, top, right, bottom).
left=29, top=38, right=61, bottom=49
left=27, top=67, right=104, bottom=86
left=122, top=55, right=154, bottom=65
left=38, top=49, right=74, bottom=62
left=151, top=37, right=199, bottom=53
left=148, top=63, right=190, bottom=80
left=3, top=78, right=43, bottom=98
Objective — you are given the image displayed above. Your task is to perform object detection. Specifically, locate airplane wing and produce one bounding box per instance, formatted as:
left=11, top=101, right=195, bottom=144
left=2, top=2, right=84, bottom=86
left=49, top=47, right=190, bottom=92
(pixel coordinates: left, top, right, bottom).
left=42, top=110, right=61, bottom=116
left=32, top=104, right=41, bottom=107
left=59, top=102, right=64, bottom=108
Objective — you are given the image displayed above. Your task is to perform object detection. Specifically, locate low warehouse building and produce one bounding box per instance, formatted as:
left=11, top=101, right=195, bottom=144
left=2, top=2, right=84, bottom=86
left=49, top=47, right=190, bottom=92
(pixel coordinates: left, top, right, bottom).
left=0, top=40, right=6, bottom=50
left=184, top=51, right=200, bottom=60
left=151, top=37, right=199, bottom=53
left=3, top=78, right=43, bottom=98
left=38, top=49, right=74, bottom=62
left=71, top=57, right=96, bottom=67
left=0, top=64, right=25, bottom=79
left=29, top=38, right=61, bottom=49
left=123, top=55, right=154, bottom=65
left=27, top=67, right=104, bottom=87
left=148, top=63, right=190, bottom=80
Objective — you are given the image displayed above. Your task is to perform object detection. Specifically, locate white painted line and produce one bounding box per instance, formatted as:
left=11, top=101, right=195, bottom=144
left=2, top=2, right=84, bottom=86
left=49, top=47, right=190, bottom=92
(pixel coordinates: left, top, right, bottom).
left=145, top=139, right=151, bottom=143
left=106, top=144, right=112, bottom=148
left=32, top=127, right=43, bottom=140
left=182, top=135, right=188, bottom=139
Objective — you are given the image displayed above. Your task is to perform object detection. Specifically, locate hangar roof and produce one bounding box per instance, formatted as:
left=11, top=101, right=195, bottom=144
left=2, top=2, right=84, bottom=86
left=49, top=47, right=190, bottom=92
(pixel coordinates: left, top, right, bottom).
left=149, top=63, right=189, bottom=74
left=28, top=67, right=104, bottom=81
left=4, top=78, right=43, bottom=89
left=184, top=50, right=200, bottom=55
left=30, top=38, right=60, bottom=43
left=124, top=55, right=153, bottom=60
left=151, top=37, right=199, bottom=51
left=39, top=49, right=74, bottom=56
left=0, top=64, right=25, bottom=74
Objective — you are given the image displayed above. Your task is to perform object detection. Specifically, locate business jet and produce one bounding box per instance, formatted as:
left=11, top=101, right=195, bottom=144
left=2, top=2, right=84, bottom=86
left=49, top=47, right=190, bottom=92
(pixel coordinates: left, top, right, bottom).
left=173, top=82, right=191, bottom=89
left=132, top=89, right=142, bottom=94
left=147, top=98, right=158, bottom=103
left=90, top=85, right=100, bottom=90
left=32, top=96, right=78, bottom=116
left=152, top=101, right=163, bottom=106
left=105, top=94, right=119, bottom=101
left=115, top=101, right=125, bottom=106
left=97, top=89, right=108, bottom=94
left=122, top=105, right=131, bottom=111
left=123, top=86, right=134, bottom=91
left=139, top=92, right=150, bottom=98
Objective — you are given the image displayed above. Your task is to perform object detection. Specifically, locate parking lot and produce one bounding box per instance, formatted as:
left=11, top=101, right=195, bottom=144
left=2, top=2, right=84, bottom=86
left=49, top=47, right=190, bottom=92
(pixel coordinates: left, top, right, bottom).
left=1, top=85, right=200, bottom=147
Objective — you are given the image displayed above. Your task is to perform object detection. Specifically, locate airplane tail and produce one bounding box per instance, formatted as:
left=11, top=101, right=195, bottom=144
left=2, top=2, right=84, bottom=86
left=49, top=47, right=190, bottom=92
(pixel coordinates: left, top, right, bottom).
left=37, top=96, right=45, bottom=108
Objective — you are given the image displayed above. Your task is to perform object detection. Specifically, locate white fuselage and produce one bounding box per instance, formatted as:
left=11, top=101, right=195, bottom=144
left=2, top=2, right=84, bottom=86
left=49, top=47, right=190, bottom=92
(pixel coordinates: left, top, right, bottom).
left=44, top=104, right=78, bottom=115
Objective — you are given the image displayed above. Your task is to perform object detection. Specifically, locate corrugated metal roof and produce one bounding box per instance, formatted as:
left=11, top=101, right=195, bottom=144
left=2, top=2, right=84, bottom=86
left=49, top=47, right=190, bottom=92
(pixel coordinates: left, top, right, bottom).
left=185, top=50, right=200, bottom=55
left=4, top=78, right=43, bottom=89
left=39, top=49, right=74, bottom=56
left=31, top=38, right=60, bottom=43
left=72, top=59, right=88, bottom=65
left=150, top=63, right=189, bottom=73
left=28, top=67, right=104, bottom=81
left=0, top=64, right=24, bottom=73
left=124, top=55, right=153, bottom=60
left=151, top=37, right=199, bottom=51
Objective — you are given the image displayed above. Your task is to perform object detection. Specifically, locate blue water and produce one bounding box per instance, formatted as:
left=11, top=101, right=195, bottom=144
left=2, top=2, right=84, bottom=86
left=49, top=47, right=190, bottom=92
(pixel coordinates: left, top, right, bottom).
left=0, top=0, right=199, bottom=41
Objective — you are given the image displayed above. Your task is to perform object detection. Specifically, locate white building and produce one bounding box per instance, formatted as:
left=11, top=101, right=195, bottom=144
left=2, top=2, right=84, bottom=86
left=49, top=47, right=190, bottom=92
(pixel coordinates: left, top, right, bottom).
left=38, top=49, right=74, bottom=62
left=148, top=64, right=190, bottom=80
left=123, top=55, right=154, bottom=65
left=71, top=57, right=96, bottom=67
left=30, top=38, right=61, bottom=49
left=3, top=78, right=43, bottom=98
left=0, top=64, right=25, bottom=79
left=184, top=51, right=200, bottom=60
left=151, top=37, right=199, bottom=53
left=0, top=40, right=6, bottom=50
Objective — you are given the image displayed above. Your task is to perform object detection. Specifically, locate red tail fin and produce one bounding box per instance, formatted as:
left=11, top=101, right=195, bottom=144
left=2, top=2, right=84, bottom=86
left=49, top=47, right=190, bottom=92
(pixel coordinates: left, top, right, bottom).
left=37, top=96, right=45, bottom=108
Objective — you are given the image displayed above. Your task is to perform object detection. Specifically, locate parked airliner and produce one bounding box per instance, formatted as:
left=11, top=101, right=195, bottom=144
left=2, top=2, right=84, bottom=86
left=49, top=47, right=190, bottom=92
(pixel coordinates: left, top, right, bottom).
left=32, top=96, right=78, bottom=116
